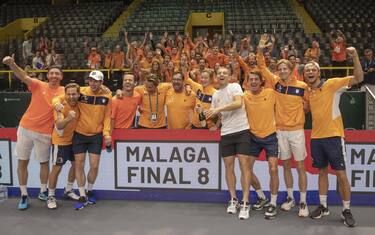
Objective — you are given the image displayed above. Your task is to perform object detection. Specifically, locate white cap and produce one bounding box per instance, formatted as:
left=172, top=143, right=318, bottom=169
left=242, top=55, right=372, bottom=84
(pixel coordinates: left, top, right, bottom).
left=88, top=70, right=104, bottom=81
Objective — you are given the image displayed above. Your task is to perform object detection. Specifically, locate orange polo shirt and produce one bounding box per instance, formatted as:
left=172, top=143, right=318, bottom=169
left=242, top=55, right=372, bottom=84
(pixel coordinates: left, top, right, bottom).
left=111, top=92, right=141, bottom=129
left=20, top=79, right=65, bottom=135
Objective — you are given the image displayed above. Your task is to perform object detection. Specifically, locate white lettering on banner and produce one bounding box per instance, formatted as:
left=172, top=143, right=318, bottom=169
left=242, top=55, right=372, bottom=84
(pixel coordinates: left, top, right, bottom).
left=115, top=142, right=220, bottom=190
left=0, top=140, right=12, bottom=185
left=346, top=144, right=375, bottom=192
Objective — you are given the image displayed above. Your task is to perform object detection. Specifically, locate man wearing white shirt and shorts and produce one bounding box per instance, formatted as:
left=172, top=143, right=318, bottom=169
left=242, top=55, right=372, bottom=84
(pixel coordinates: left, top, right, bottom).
left=205, top=67, right=254, bottom=220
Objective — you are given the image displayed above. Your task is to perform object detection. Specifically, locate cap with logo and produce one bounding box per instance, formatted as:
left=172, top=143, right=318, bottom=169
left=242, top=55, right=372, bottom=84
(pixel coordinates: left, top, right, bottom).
left=88, top=70, right=104, bottom=81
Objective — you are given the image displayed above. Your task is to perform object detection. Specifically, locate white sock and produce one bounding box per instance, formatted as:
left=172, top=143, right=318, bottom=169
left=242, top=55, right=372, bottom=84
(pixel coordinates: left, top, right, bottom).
left=256, top=189, right=266, bottom=200
left=20, top=185, right=28, bottom=196
left=287, top=188, right=294, bottom=199
left=66, top=181, right=74, bottom=192
left=40, top=184, right=47, bottom=193
left=48, top=188, right=55, bottom=197
left=79, top=187, right=86, bottom=197
left=343, top=200, right=350, bottom=210
left=319, top=195, right=327, bottom=208
left=270, top=194, right=278, bottom=206
left=300, top=192, right=307, bottom=204
left=87, top=183, right=94, bottom=191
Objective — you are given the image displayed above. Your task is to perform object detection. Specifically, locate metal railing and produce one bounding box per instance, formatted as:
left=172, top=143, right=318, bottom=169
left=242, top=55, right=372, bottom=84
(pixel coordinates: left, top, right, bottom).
left=0, top=66, right=354, bottom=91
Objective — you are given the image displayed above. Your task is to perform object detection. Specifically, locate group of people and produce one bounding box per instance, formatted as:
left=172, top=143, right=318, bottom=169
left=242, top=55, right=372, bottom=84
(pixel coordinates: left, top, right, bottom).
left=2, top=30, right=364, bottom=228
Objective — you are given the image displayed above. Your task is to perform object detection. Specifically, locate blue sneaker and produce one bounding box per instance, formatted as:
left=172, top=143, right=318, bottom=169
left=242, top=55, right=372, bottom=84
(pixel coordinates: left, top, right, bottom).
left=18, top=195, right=29, bottom=210
left=38, top=191, right=48, bottom=201
left=74, top=197, right=88, bottom=210
left=86, top=191, right=96, bottom=204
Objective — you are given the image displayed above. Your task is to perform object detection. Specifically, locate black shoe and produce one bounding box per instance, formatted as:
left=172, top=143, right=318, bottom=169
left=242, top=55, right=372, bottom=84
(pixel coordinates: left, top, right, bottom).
left=341, top=209, right=356, bottom=227
left=252, top=198, right=270, bottom=211
left=265, top=204, right=277, bottom=219
left=310, top=205, right=330, bottom=219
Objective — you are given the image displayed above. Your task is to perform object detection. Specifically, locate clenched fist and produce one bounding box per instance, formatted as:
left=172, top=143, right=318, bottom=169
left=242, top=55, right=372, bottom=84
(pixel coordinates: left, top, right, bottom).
left=66, top=110, right=76, bottom=121
left=2, top=56, right=14, bottom=66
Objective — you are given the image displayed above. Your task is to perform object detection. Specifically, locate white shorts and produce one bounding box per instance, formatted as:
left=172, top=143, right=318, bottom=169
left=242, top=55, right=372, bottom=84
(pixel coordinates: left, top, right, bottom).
left=277, top=129, right=307, bottom=161
left=14, top=126, right=51, bottom=163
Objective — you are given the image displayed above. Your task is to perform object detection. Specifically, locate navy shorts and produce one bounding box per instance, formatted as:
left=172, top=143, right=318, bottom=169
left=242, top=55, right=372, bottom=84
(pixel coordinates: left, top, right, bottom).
left=52, top=144, right=74, bottom=166
left=249, top=132, right=278, bottom=159
left=311, top=137, right=346, bottom=170
left=72, top=132, right=103, bottom=155
left=220, top=130, right=252, bottom=157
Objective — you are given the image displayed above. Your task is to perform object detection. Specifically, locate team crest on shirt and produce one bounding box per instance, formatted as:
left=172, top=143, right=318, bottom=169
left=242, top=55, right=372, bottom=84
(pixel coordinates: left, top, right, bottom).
left=56, top=156, right=64, bottom=164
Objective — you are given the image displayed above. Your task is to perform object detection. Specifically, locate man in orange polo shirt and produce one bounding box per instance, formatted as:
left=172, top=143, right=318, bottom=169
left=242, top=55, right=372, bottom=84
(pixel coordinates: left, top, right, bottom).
left=111, top=74, right=141, bottom=130
left=47, top=83, right=81, bottom=209
left=304, top=47, right=363, bottom=227
left=206, top=45, right=226, bottom=68
left=329, top=30, right=347, bottom=77
left=166, top=72, right=195, bottom=129
left=3, top=56, right=64, bottom=210
left=258, top=35, right=310, bottom=217
left=243, top=71, right=279, bottom=219
left=134, top=74, right=172, bottom=129
left=72, top=70, right=112, bottom=210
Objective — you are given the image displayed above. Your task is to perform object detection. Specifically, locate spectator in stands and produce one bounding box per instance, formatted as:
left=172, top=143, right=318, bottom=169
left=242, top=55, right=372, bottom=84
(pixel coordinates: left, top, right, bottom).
left=304, top=39, right=320, bottom=62
left=103, top=49, right=112, bottom=69
left=239, top=35, right=254, bottom=58
left=44, top=49, right=54, bottom=69
left=140, top=51, right=154, bottom=70
left=32, top=51, right=44, bottom=70
left=53, top=51, right=63, bottom=68
left=280, top=45, right=290, bottom=60
left=165, top=72, right=196, bottom=129
left=361, top=48, right=375, bottom=93
left=163, top=61, right=175, bottom=83
left=206, top=45, right=226, bottom=68
left=287, top=39, right=298, bottom=57
left=111, top=74, right=141, bottom=130
left=269, top=57, right=277, bottom=73
left=329, top=30, right=347, bottom=77
left=32, top=51, right=45, bottom=80
left=22, top=35, right=33, bottom=66
left=38, top=36, right=47, bottom=52
left=87, top=47, right=101, bottom=69
left=111, top=45, right=125, bottom=90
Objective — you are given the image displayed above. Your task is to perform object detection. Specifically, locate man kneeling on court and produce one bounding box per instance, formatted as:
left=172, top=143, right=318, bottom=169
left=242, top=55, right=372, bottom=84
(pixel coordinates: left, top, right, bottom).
left=47, top=83, right=81, bottom=209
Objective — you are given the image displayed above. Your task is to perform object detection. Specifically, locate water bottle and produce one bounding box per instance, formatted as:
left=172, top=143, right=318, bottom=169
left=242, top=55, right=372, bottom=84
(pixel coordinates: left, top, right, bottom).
left=0, top=184, right=8, bottom=203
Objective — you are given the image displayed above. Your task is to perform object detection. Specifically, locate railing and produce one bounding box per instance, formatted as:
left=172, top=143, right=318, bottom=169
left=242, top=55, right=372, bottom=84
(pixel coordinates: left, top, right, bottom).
left=365, top=85, right=375, bottom=130
left=0, top=66, right=354, bottom=91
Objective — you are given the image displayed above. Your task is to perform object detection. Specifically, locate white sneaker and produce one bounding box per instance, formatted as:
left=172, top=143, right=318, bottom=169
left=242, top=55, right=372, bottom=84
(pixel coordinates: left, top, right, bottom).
left=64, top=188, right=80, bottom=201
left=47, top=196, right=57, bottom=210
left=238, top=202, right=250, bottom=220
left=298, top=203, right=309, bottom=217
left=226, top=198, right=239, bottom=214
left=281, top=197, right=295, bottom=211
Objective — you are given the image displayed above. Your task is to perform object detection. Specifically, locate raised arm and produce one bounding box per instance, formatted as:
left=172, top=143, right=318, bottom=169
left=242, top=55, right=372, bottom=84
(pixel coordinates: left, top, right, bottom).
left=347, top=47, right=364, bottom=86
left=2, top=56, right=33, bottom=86
left=124, top=29, right=130, bottom=47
